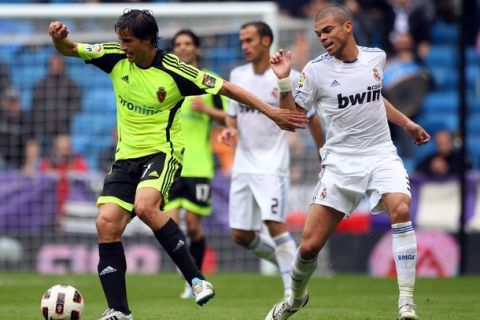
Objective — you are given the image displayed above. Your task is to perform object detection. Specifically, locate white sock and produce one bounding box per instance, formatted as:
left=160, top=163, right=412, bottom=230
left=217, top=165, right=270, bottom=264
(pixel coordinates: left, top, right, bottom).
left=392, top=221, right=417, bottom=307
left=273, top=232, right=297, bottom=295
left=288, top=249, right=317, bottom=308
left=248, top=234, right=278, bottom=266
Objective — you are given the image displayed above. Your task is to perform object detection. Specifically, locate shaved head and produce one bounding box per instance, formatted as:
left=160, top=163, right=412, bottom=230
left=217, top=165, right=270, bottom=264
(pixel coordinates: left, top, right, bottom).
left=315, top=4, right=352, bottom=24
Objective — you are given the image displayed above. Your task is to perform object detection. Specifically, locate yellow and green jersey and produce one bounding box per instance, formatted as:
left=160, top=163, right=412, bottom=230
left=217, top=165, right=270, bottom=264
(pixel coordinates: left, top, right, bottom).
left=77, top=43, right=223, bottom=162
left=180, top=73, right=227, bottom=178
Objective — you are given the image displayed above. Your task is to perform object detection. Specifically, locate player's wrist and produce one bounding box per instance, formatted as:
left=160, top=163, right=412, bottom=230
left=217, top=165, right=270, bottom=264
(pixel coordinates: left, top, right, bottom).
left=277, top=76, right=292, bottom=92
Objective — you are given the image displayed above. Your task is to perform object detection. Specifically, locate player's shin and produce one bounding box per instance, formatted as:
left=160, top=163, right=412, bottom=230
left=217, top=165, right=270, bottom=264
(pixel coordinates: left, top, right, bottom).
left=153, top=218, right=203, bottom=283
left=273, top=232, right=297, bottom=295
left=391, top=221, right=417, bottom=307
left=97, top=241, right=130, bottom=315
left=248, top=233, right=278, bottom=266
left=289, top=248, right=318, bottom=308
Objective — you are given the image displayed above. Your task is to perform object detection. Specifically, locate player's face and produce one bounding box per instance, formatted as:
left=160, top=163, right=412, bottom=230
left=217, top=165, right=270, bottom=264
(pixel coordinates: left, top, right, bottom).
left=117, top=28, right=154, bottom=67
left=172, top=34, right=199, bottom=66
left=314, top=15, right=352, bottom=59
left=239, top=26, right=268, bottom=63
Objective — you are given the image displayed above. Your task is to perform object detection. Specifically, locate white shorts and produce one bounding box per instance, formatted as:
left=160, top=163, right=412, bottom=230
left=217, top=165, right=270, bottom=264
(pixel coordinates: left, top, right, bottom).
left=311, top=151, right=411, bottom=216
left=228, top=173, right=289, bottom=230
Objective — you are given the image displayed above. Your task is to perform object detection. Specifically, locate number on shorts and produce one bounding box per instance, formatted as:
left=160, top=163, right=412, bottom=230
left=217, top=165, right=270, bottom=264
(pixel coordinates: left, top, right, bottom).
left=271, top=198, right=279, bottom=214
left=195, top=184, right=210, bottom=202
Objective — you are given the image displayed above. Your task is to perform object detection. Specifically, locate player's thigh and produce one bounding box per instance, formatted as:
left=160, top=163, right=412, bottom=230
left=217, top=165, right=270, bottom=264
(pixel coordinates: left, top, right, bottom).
left=96, top=160, right=137, bottom=213
left=136, top=151, right=182, bottom=210
left=250, top=174, right=289, bottom=223
left=228, top=173, right=259, bottom=230
left=367, top=154, right=411, bottom=213
left=311, top=157, right=366, bottom=216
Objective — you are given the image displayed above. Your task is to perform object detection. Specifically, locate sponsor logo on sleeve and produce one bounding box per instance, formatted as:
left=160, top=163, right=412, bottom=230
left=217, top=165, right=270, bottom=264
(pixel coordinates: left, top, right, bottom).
left=202, top=74, right=216, bottom=88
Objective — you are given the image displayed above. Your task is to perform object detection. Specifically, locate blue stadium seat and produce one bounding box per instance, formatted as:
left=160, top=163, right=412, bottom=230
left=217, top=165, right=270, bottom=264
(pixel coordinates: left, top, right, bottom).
left=66, top=60, right=112, bottom=91
left=467, top=46, right=478, bottom=64
left=466, top=135, right=480, bottom=169
left=468, top=94, right=480, bottom=114
left=71, top=113, right=116, bottom=171
left=430, top=21, right=458, bottom=45
left=415, top=113, right=458, bottom=134
left=81, top=88, right=117, bottom=115
left=421, top=91, right=458, bottom=114
left=429, top=65, right=457, bottom=90
left=466, top=114, right=480, bottom=135
left=425, top=45, right=457, bottom=69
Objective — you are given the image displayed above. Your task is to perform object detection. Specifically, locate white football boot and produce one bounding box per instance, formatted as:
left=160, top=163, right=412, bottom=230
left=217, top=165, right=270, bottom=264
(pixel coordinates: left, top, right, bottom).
left=98, top=308, right=133, bottom=320
left=191, top=277, right=215, bottom=306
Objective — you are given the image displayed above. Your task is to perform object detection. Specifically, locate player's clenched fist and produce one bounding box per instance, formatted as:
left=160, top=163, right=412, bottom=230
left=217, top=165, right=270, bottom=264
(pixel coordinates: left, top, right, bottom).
left=48, top=21, right=69, bottom=39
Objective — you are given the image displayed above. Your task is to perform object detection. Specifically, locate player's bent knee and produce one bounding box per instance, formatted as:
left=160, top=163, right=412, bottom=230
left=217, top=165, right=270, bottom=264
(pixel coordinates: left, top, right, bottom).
left=231, top=231, right=253, bottom=247
left=96, top=215, right=123, bottom=240
left=391, top=202, right=411, bottom=223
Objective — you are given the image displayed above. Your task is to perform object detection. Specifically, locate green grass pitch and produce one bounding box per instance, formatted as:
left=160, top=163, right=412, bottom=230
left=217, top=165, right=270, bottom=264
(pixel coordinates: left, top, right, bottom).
left=0, top=273, right=479, bottom=319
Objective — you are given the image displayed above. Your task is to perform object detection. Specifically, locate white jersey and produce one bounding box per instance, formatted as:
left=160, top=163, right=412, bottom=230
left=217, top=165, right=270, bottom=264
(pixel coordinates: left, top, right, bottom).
left=294, top=46, right=395, bottom=155
left=228, top=64, right=297, bottom=175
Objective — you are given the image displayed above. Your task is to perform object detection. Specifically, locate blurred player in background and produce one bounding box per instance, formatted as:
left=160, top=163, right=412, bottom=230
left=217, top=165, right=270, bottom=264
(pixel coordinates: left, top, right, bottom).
left=265, top=4, right=430, bottom=320
left=165, top=29, right=227, bottom=299
left=48, top=9, right=307, bottom=320
left=219, top=21, right=323, bottom=299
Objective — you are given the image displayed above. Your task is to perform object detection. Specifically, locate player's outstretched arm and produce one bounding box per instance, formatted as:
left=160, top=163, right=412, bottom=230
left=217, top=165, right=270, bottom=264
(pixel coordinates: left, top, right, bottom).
left=48, top=21, right=80, bottom=57
left=383, top=97, right=430, bottom=145
left=219, top=80, right=307, bottom=132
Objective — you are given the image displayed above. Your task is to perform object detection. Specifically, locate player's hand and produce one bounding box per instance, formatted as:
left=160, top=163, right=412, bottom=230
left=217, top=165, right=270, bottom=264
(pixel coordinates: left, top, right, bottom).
left=270, top=49, right=293, bottom=79
left=218, top=128, right=238, bottom=146
left=267, top=108, right=307, bottom=132
left=404, top=121, right=430, bottom=145
left=191, top=96, right=207, bottom=113
left=49, top=21, right=69, bottom=39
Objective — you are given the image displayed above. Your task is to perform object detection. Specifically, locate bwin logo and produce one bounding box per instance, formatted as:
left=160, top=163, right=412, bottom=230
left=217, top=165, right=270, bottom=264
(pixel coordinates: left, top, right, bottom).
left=398, top=254, right=416, bottom=260
left=337, top=86, right=381, bottom=109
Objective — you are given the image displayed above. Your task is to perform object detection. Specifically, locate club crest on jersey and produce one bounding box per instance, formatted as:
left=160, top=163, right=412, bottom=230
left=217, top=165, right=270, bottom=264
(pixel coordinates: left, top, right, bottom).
left=320, top=187, right=327, bottom=199
left=373, top=68, right=381, bottom=81
left=202, top=74, right=216, bottom=88
left=271, top=87, right=279, bottom=98
left=157, top=87, right=166, bottom=103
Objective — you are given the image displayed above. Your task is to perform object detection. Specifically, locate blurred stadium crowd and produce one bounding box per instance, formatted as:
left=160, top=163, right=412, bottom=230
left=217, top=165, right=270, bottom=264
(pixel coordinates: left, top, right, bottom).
left=0, top=0, right=479, bottom=273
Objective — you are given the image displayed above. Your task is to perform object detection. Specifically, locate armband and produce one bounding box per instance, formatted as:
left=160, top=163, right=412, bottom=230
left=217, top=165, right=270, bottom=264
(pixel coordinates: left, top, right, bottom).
left=277, top=76, right=292, bottom=93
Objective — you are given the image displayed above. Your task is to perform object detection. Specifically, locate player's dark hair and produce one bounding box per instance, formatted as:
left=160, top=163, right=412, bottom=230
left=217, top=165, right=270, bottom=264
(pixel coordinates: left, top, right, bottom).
left=115, top=9, right=159, bottom=48
left=171, top=29, right=201, bottom=49
left=240, top=21, right=274, bottom=46
left=315, top=4, right=352, bottom=24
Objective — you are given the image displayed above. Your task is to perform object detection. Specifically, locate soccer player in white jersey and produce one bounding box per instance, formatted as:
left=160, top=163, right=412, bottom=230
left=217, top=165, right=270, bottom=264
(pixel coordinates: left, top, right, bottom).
left=219, top=21, right=323, bottom=299
left=265, top=5, right=430, bottom=320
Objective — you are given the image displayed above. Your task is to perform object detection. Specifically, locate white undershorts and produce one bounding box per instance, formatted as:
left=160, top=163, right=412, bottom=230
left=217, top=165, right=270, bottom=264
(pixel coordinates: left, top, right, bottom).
left=228, top=173, right=289, bottom=230
left=311, top=150, right=411, bottom=216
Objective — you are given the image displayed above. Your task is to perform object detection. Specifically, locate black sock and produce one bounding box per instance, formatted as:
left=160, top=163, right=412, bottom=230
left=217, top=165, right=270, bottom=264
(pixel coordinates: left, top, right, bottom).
left=97, top=242, right=130, bottom=314
left=190, top=237, right=206, bottom=271
left=154, top=218, right=204, bottom=285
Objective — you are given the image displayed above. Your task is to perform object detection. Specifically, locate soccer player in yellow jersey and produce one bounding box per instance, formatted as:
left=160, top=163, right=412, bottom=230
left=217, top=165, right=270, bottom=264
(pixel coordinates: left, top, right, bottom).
left=48, top=9, right=307, bottom=320
left=165, top=29, right=227, bottom=299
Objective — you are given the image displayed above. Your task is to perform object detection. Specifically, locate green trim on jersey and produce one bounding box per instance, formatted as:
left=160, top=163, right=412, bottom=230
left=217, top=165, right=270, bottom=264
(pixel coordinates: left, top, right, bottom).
left=77, top=43, right=223, bottom=162
left=180, top=70, right=227, bottom=178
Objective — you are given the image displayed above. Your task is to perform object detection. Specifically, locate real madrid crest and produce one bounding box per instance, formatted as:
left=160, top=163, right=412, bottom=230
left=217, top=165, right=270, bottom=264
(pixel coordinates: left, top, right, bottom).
left=373, top=68, right=381, bottom=82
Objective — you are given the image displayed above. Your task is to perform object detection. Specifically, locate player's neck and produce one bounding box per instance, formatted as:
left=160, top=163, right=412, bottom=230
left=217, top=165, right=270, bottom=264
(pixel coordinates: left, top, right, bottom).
left=252, top=57, right=270, bottom=74
left=337, top=44, right=359, bottom=63
left=138, top=48, right=157, bottom=68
